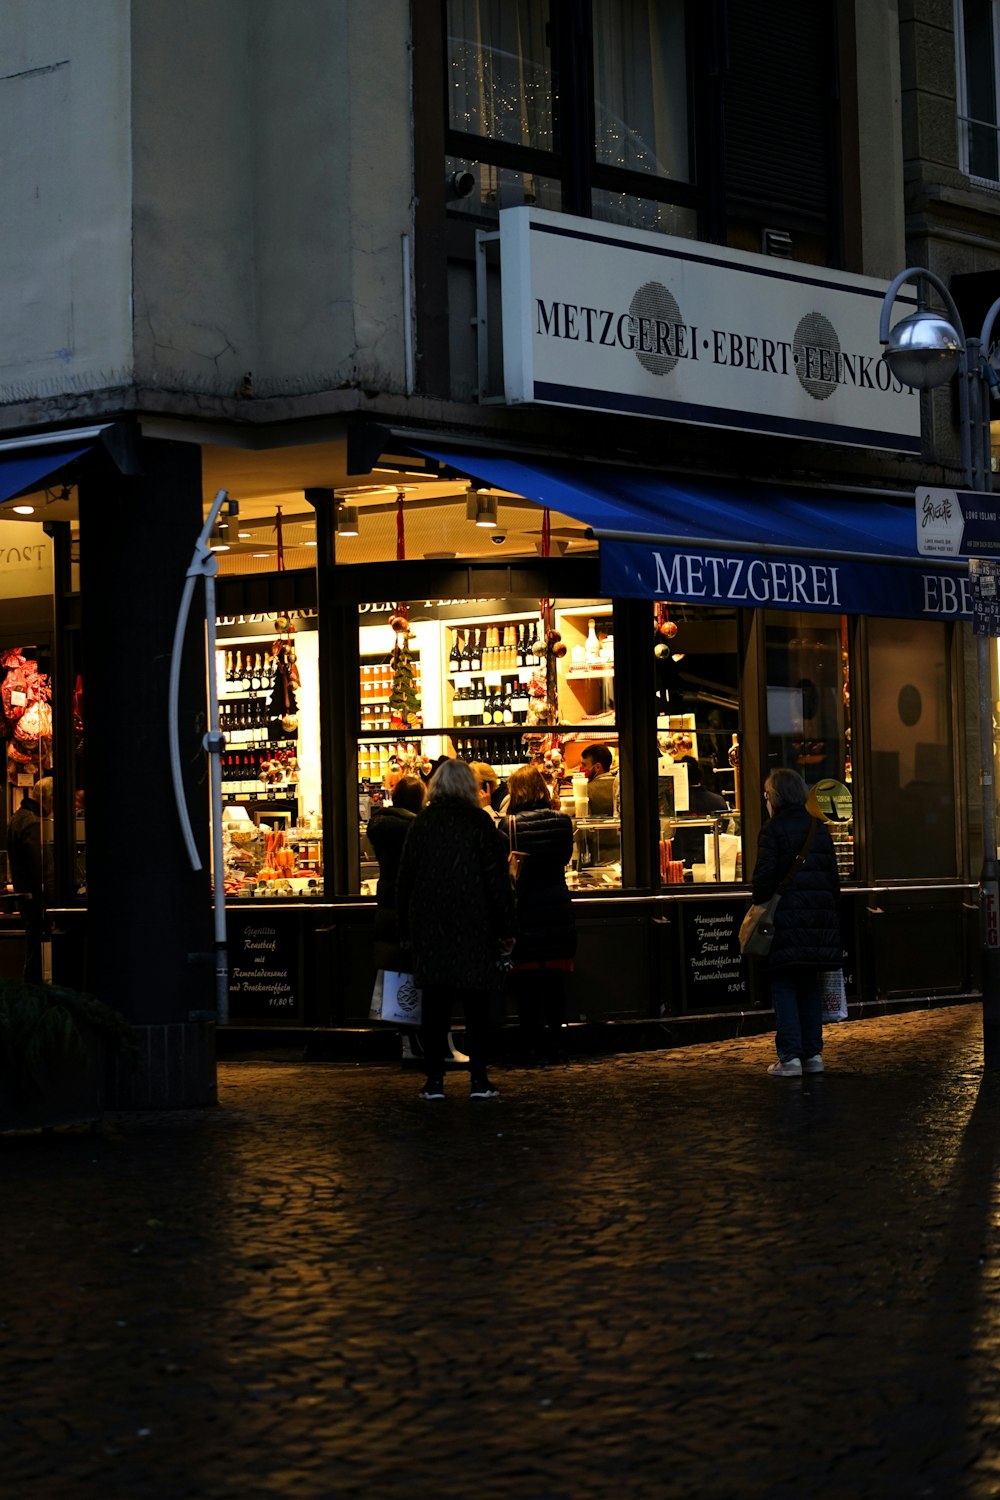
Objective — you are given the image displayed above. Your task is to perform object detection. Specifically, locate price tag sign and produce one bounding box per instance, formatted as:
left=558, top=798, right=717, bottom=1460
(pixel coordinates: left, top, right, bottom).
left=970, top=559, right=1000, bottom=637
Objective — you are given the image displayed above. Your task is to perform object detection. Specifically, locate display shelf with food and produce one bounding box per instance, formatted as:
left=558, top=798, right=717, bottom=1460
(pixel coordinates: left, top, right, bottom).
left=222, top=807, right=324, bottom=900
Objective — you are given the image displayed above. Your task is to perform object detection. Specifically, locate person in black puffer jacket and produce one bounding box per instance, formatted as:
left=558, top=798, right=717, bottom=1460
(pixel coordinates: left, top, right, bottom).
left=367, top=776, right=426, bottom=970
left=751, top=767, right=841, bottom=1078
left=499, top=765, right=576, bottom=1064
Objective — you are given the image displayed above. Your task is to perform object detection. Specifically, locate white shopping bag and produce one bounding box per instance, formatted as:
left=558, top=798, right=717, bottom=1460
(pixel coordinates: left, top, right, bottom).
left=370, top=969, right=423, bottom=1026
left=820, top=969, right=848, bottom=1022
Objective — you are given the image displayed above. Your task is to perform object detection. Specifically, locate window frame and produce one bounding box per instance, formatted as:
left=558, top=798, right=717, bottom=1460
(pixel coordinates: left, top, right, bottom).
left=955, top=0, right=1000, bottom=186
left=442, top=0, right=703, bottom=225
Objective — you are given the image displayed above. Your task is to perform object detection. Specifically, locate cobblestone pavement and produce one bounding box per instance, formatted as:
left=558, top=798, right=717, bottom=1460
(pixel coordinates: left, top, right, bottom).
left=3, top=1005, right=1000, bottom=1499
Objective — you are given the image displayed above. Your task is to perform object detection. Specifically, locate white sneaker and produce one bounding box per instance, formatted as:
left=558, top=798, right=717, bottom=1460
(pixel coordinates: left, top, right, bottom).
left=767, top=1058, right=803, bottom=1077
left=803, top=1055, right=824, bottom=1073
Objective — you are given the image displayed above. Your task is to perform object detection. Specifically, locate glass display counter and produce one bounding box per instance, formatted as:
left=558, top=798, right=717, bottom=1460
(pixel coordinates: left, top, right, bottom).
left=571, top=816, right=621, bottom=888
left=660, top=813, right=741, bottom=884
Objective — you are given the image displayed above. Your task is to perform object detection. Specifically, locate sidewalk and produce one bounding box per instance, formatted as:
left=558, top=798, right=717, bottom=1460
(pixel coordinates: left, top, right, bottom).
left=2, top=1004, right=1000, bottom=1498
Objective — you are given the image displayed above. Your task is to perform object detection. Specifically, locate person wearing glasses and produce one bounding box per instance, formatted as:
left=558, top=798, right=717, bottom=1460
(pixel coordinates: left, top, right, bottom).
left=751, top=767, right=841, bottom=1077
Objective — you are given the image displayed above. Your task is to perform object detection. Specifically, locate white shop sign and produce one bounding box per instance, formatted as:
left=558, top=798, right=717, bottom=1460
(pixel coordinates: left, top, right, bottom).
left=498, top=208, right=920, bottom=452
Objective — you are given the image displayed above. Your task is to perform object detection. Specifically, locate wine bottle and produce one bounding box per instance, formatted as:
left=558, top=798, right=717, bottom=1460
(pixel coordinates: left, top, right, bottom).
left=585, top=618, right=600, bottom=665
left=241, top=652, right=252, bottom=691
left=481, top=687, right=494, bottom=726
left=225, top=650, right=235, bottom=683
left=449, top=633, right=461, bottom=674
left=491, top=688, right=505, bottom=726
left=502, top=685, right=514, bottom=724
left=470, top=629, right=483, bottom=672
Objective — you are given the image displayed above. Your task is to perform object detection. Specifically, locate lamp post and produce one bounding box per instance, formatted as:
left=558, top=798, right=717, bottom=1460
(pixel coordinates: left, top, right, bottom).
left=880, top=268, right=1000, bottom=1068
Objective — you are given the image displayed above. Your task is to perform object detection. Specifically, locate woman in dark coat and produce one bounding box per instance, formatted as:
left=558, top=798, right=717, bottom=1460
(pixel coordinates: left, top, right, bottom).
left=366, top=775, right=426, bottom=969
left=750, top=766, right=842, bottom=1077
left=396, top=757, right=514, bottom=1101
left=498, top=765, right=576, bottom=1064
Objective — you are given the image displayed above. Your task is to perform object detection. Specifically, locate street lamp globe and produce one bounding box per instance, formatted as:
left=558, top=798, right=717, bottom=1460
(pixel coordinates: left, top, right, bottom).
left=883, top=309, right=963, bottom=390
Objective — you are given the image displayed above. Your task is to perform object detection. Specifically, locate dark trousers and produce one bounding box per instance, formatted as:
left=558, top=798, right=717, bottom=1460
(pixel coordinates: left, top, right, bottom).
left=421, top=984, right=491, bottom=1076
left=21, top=896, right=43, bottom=984
left=514, top=967, right=567, bottom=1060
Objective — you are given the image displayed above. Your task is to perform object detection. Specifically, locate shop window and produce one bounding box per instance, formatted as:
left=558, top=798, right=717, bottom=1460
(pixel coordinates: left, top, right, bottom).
left=214, top=610, right=324, bottom=899
left=956, top=0, right=1000, bottom=184
left=764, top=612, right=854, bottom=883
left=358, top=597, right=620, bottom=893
left=866, top=618, right=957, bottom=882
left=654, top=604, right=742, bottom=886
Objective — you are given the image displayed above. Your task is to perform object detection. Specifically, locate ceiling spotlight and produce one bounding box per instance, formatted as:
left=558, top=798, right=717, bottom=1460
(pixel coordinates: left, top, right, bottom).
left=237, top=530, right=252, bottom=540
left=12, top=504, right=35, bottom=516
left=467, top=493, right=499, bottom=528
left=208, top=525, right=230, bottom=551
left=335, top=504, right=359, bottom=537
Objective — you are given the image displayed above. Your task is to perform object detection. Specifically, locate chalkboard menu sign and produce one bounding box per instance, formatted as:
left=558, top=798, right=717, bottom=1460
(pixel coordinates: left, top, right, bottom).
left=680, top=901, right=747, bottom=1010
left=228, top=910, right=303, bottom=1022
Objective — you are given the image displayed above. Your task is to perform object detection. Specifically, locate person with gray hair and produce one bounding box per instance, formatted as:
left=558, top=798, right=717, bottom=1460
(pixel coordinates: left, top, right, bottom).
left=750, top=767, right=842, bottom=1077
left=396, top=757, right=514, bottom=1100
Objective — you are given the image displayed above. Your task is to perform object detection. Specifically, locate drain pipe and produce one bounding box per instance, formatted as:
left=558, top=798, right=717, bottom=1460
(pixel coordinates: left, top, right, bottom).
left=169, top=488, right=231, bottom=1023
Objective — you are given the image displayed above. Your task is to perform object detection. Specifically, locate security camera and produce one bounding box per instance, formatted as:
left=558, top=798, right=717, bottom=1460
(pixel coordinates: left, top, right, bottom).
left=490, top=530, right=507, bottom=546
left=450, top=169, right=476, bottom=200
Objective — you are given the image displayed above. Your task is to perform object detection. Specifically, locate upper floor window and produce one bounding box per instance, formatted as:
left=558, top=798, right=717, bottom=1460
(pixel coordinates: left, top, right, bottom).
left=956, top=0, right=1000, bottom=182
left=446, top=0, right=697, bottom=238
left=442, top=0, right=841, bottom=262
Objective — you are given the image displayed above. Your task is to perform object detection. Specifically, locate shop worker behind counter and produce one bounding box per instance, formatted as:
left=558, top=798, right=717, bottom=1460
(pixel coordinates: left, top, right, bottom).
left=672, top=756, right=729, bottom=868
left=6, top=776, right=54, bottom=983
left=580, top=743, right=617, bottom=815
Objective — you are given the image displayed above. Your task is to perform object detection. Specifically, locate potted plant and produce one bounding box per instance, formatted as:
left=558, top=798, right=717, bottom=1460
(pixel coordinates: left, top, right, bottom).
left=0, top=978, right=141, bottom=1132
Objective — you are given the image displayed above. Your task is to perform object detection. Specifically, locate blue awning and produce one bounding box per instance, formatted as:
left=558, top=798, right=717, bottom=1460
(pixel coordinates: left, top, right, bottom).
left=0, top=445, right=92, bottom=504
left=412, top=446, right=972, bottom=622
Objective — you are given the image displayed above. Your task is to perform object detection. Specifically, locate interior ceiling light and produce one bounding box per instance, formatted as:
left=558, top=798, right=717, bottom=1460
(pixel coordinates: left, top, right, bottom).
left=466, top=493, right=499, bottom=528
left=252, top=551, right=272, bottom=559
left=335, top=504, right=359, bottom=536
left=208, top=525, right=230, bottom=551
left=237, top=530, right=252, bottom=540
left=11, top=504, right=35, bottom=515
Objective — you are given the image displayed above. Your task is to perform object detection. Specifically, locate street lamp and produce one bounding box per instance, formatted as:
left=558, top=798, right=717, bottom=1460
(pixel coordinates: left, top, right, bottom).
left=880, top=268, right=1000, bottom=1067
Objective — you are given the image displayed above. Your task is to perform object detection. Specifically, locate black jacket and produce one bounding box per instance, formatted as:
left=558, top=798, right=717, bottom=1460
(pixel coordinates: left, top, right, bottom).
left=367, top=806, right=418, bottom=909
left=397, top=802, right=514, bottom=990
left=367, top=806, right=419, bottom=967
left=750, top=803, right=841, bottom=969
left=6, top=796, right=52, bottom=902
left=499, top=804, right=576, bottom=964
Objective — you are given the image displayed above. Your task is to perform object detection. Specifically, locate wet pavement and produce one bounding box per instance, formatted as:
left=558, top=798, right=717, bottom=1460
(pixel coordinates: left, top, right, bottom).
left=3, top=1003, right=1000, bottom=1498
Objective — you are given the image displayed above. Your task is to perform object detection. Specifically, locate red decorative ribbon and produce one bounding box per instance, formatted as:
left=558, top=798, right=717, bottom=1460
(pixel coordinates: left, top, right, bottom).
left=396, top=492, right=405, bottom=562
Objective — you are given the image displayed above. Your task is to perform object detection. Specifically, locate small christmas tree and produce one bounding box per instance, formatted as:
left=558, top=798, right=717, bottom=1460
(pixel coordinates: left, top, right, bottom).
left=388, top=607, right=421, bottom=729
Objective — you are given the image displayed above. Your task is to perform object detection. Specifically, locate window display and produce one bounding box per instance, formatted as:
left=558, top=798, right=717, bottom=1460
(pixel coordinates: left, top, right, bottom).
left=765, top=611, right=854, bottom=881
left=215, top=611, right=323, bottom=898
left=358, top=598, right=620, bottom=894
left=653, top=605, right=742, bottom=884
left=867, top=617, right=956, bottom=880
